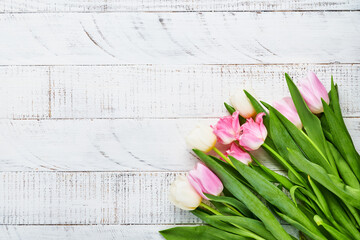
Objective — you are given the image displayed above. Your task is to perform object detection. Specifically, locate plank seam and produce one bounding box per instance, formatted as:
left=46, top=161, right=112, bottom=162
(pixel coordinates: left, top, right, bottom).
left=0, top=63, right=359, bottom=67
left=4, top=116, right=360, bottom=120
left=0, top=10, right=359, bottom=14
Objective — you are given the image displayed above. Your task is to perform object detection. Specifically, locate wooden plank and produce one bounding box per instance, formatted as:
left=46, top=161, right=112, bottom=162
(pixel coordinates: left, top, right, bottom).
left=0, top=66, right=49, bottom=119
left=0, top=118, right=280, bottom=171
left=0, top=225, right=170, bottom=240
left=1, top=64, right=358, bottom=119
left=0, top=171, right=300, bottom=225
left=0, top=225, right=299, bottom=239
left=0, top=12, right=358, bottom=65
left=50, top=64, right=360, bottom=118
left=0, top=171, right=198, bottom=224
left=0, top=118, right=358, bottom=171
left=0, top=0, right=359, bottom=12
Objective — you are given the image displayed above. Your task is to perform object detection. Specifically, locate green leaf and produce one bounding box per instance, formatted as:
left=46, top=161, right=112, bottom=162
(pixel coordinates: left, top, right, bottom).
left=254, top=162, right=293, bottom=190
left=251, top=165, right=277, bottom=182
left=328, top=77, right=350, bottom=138
left=243, top=90, right=268, bottom=115
left=224, top=102, right=236, bottom=115
left=285, top=73, right=327, bottom=154
left=193, top=150, right=293, bottom=240
left=208, top=156, right=253, bottom=190
left=229, top=156, right=325, bottom=239
left=314, top=216, right=353, bottom=240
left=276, top=211, right=327, bottom=240
left=287, top=148, right=360, bottom=209
left=307, top=176, right=332, bottom=219
left=264, top=103, right=334, bottom=174
left=205, top=194, right=253, bottom=218
left=192, top=210, right=262, bottom=239
left=159, top=225, right=243, bottom=240
left=324, top=191, right=360, bottom=240
left=209, top=215, right=277, bottom=240
left=289, top=185, right=301, bottom=207
left=224, top=102, right=246, bottom=124
left=210, top=201, right=238, bottom=216
left=263, top=108, right=308, bottom=187
left=343, top=203, right=360, bottom=228
left=322, top=99, right=360, bottom=181
left=327, top=141, right=359, bottom=189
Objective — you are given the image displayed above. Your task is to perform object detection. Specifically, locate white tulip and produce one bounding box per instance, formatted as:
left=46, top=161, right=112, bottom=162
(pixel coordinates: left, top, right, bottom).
left=186, top=124, right=217, bottom=152
left=230, top=89, right=256, bottom=119
left=168, top=175, right=202, bottom=210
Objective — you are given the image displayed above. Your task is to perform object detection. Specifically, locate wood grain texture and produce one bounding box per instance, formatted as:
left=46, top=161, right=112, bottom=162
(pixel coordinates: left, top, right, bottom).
left=0, top=225, right=300, bottom=240
left=0, top=225, right=172, bottom=240
left=0, top=119, right=279, bottom=171
left=0, top=118, right=358, bottom=171
left=0, top=0, right=360, bottom=13
left=0, top=12, right=358, bottom=65
left=0, top=171, right=199, bottom=224
left=1, top=64, right=359, bottom=119
left=0, top=0, right=358, bottom=12
left=0, top=66, right=49, bottom=119
left=50, top=64, right=360, bottom=118
left=0, top=171, right=301, bottom=227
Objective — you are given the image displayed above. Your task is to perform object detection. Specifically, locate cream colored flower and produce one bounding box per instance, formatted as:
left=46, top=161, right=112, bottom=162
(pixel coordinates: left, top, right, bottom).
left=169, top=175, right=202, bottom=210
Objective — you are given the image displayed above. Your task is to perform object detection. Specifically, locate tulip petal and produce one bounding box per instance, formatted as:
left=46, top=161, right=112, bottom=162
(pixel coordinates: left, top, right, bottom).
left=226, top=143, right=252, bottom=165
left=239, top=113, right=267, bottom=151
left=212, top=111, right=241, bottom=144
left=298, top=72, right=329, bottom=114
left=273, top=97, right=302, bottom=129
left=188, top=163, right=223, bottom=200
left=169, top=175, right=202, bottom=210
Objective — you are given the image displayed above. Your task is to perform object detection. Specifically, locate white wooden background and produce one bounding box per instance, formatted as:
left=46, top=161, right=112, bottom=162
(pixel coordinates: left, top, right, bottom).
left=0, top=1, right=359, bottom=239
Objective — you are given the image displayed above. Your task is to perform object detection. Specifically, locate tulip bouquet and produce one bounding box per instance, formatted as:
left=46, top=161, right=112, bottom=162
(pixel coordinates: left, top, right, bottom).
left=160, top=72, right=360, bottom=240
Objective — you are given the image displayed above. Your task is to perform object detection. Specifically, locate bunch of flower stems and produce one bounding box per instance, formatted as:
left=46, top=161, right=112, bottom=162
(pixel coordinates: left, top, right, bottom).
left=161, top=73, right=360, bottom=240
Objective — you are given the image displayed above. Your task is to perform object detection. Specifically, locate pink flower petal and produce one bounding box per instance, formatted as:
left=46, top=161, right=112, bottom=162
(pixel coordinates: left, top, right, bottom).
left=238, top=113, right=267, bottom=151
left=187, top=163, right=223, bottom=200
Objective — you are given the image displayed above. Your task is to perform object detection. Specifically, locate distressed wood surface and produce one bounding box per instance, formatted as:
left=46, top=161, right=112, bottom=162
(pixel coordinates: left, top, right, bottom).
left=0, top=225, right=178, bottom=240
left=0, top=171, right=298, bottom=225
left=0, top=1, right=358, bottom=238
left=0, top=225, right=300, bottom=240
left=0, top=171, right=198, bottom=224
left=1, top=0, right=359, bottom=12
left=0, top=64, right=359, bottom=119
left=0, top=118, right=358, bottom=171
left=0, top=12, right=358, bottom=65
left=49, top=64, right=360, bottom=118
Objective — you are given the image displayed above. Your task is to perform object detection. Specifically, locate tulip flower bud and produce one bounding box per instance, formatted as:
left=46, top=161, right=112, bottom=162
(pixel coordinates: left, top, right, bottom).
left=188, top=163, right=223, bottom=200
left=226, top=143, right=252, bottom=165
left=186, top=124, right=217, bottom=152
left=212, top=111, right=241, bottom=145
left=168, top=175, right=202, bottom=210
left=298, top=72, right=329, bottom=114
left=273, top=97, right=302, bottom=129
left=230, top=89, right=256, bottom=119
left=239, top=113, right=267, bottom=151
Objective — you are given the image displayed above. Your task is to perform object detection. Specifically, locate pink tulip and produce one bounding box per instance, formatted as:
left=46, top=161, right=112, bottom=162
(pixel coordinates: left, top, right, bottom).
left=226, top=143, right=252, bottom=165
left=188, top=162, right=223, bottom=200
left=212, top=111, right=241, bottom=145
left=239, top=113, right=267, bottom=151
left=298, top=72, right=329, bottom=114
left=273, top=97, right=302, bottom=129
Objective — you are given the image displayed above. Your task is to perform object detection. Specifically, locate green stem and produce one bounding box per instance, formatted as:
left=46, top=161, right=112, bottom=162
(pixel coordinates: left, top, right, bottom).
left=199, top=202, right=222, bottom=215
left=200, top=204, right=263, bottom=240
left=224, top=203, right=243, bottom=216
left=262, top=142, right=308, bottom=188
left=213, top=147, right=235, bottom=168
left=301, top=130, right=338, bottom=176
